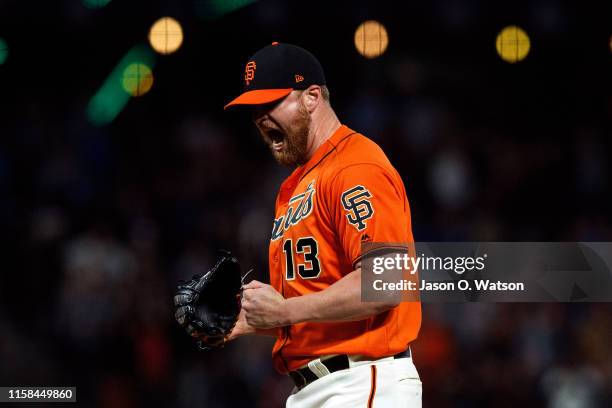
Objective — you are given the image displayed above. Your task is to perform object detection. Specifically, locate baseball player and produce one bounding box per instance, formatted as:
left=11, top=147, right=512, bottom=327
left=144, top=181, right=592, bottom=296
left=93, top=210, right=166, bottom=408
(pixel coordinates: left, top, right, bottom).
left=225, top=42, right=422, bottom=407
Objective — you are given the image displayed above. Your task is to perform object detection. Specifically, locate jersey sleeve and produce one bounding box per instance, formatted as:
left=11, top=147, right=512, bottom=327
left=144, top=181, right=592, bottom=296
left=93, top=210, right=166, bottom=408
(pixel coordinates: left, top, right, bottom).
left=325, top=163, right=414, bottom=268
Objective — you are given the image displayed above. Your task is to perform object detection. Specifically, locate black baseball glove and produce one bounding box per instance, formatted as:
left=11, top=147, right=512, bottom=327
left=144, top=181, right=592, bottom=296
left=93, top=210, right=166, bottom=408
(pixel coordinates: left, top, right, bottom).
left=173, top=250, right=244, bottom=350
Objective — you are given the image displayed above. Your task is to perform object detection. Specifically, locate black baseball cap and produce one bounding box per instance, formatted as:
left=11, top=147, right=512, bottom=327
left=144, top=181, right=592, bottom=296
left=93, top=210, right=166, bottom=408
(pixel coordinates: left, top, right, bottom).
left=224, top=42, right=326, bottom=110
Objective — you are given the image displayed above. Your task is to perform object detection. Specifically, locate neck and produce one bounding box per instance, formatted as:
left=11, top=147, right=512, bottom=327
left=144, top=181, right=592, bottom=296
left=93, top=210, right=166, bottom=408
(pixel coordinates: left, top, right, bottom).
left=305, top=106, right=341, bottom=160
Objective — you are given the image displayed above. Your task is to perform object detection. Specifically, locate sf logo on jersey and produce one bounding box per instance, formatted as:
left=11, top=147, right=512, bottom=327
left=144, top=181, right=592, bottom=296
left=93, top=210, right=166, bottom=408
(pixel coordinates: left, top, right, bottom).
left=271, top=181, right=316, bottom=241
left=341, top=185, right=374, bottom=231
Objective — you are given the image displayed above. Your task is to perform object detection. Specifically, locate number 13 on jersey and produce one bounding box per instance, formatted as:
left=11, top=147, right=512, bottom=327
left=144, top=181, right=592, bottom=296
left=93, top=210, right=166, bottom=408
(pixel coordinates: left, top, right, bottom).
left=282, top=237, right=321, bottom=280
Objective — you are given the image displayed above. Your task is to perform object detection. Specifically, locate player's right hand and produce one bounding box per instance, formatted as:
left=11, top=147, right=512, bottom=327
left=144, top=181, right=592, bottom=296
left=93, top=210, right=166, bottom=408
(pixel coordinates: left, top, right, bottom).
left=227, top=309, right=256, bottom=341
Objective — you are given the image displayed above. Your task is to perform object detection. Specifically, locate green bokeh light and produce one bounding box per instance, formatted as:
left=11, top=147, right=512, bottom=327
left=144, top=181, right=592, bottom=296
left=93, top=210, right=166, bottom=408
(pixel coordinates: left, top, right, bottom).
left=82, top=0, right=112, bottom=9
left=87, top=45, right=155, bottom=126
left=0, top=38, right=8, bottom=65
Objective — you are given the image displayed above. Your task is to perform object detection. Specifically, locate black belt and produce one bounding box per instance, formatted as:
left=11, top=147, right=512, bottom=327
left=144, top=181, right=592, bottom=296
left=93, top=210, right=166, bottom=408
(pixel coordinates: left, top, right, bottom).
left=289, top=348, right=411, bottom=390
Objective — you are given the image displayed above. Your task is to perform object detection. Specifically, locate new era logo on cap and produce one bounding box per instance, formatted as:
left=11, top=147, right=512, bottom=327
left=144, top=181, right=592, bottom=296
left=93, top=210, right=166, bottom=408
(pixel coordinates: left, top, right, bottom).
left=224, top=42, right=326, bottom=110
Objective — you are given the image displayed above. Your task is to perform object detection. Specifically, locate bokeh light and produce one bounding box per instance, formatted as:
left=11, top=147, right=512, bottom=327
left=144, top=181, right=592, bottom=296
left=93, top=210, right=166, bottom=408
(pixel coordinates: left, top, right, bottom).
left=87, top=45, right=155, bottom=126
left=0, top=38, right=8, bottom=65
left=122, top=63, right=154, bottom=97
left=82, top=0, right=112, bottom=9
left=148, top=17, right=183, bottom=55
left=354, top=20, right=389, bottom=59
left=496, top=25, right=531, bottom=63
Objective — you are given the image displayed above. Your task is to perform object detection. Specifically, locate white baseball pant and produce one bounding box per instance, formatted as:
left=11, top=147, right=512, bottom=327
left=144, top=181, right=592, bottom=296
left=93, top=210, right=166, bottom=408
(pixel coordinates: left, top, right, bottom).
left=286, top=354, right=422, bottom=408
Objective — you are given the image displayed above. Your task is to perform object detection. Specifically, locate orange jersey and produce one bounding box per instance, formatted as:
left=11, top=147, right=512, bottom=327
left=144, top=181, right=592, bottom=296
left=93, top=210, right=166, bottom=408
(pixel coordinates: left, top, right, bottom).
left=269, top=124, right=421, bottom=374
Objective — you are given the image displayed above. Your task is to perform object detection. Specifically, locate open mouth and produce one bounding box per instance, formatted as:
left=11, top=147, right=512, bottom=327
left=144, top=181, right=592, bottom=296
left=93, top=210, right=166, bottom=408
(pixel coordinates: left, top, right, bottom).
left=263, top=128, right=286, bottom=152
left=266, top=128, right=285, bottom=143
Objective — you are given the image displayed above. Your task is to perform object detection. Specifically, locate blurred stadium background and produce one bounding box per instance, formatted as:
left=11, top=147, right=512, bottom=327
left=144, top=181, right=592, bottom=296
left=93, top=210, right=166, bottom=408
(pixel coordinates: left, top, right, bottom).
left=0, top=0, right=611, bottom=406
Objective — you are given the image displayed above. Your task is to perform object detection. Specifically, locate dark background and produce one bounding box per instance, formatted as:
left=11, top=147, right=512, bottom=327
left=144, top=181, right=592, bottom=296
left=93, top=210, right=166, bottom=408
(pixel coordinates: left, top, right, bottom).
left=0, top=0, right=610, bottom=406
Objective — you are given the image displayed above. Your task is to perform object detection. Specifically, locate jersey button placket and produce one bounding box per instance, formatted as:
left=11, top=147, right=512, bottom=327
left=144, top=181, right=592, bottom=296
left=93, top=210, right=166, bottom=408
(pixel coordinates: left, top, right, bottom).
left=275, top=235, right=285, bottom=263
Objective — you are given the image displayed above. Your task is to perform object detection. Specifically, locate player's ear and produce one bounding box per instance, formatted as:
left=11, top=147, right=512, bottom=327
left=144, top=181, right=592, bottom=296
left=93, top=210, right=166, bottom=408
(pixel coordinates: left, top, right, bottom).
left=301, top=85, right=321, bottom=113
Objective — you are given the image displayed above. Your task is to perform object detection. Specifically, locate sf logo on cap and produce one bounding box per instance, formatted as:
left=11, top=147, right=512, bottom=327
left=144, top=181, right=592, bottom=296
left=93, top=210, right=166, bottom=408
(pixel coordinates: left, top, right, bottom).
left=244, top=61, right=256, bottom=86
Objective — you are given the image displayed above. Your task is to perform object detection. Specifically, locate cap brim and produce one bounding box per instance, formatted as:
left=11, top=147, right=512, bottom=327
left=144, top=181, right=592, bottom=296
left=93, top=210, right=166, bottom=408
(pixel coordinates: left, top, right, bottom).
left=224, top=88, right=293, bottom=110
